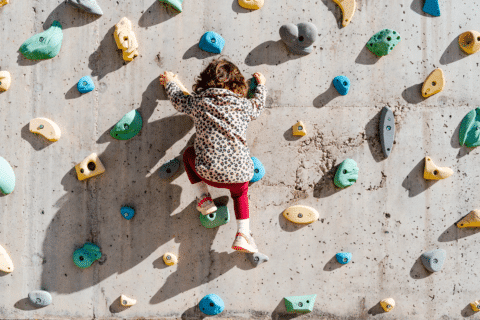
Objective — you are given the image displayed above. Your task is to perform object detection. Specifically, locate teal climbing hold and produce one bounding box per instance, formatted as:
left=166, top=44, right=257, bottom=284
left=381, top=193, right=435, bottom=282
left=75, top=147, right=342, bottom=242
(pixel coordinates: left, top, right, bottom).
left=73, top=243, right=102, bottom=269
left=333, top=75, right=350, bottom=96
left=77, top=76, right=95, bottom=93
left=19, top=21, right=63, bottom=60
left=66, top=0, right=103, bottom=15
left=110, top=110, right=143, bottom=140
left=199, top=294, right=224, bottom=315
left=250, top=157, right=265, bottom=183
left=0, top=156, right=15, bottom=195
left=423, top=0, right=440, bottom=17
left=158, top=0, right=183, bottom=12
left=120, top=206, right=135, bottom=220
left=459, top=108, right=480, bottom=148
left=336, top=252, right=352, bottom=264
left=247, top=77, right=258, bottom=99
left=199, top=206, right=230, bottom=229
left=366, top=29, right=401, bottom=57
left=284, top=294, right=317, bottom=313
left=334, top=159, right=359, bottom=189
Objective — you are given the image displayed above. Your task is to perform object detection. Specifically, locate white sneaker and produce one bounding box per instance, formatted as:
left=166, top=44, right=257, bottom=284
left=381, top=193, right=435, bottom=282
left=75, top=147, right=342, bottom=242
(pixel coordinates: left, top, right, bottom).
left=196, top=193, right=217, bottom=215
left=232, top=232, right=258, bottom=253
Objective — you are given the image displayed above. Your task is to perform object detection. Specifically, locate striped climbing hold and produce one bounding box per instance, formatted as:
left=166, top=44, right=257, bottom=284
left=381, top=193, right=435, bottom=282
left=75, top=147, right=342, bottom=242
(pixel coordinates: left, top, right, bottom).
left=73, top=243, right=102, bottom=269
left=66, top=0, right=103, bottom=15
left=158, top=158, right=180, bottom=180
left=334, top=159, right=359, bottom=188
left=284, top=294, right=317, bottom=313
left=77, top=76, right=95, bottom=93
left=333, top=75, right=350, bottom=95
left=28, top=290, right=52, bottom=307
left=158, top=0, right=183, bottom=12
left=421, top=249, right=446, bottom=272
left=367, top=29, right=401, bottom=57
left=199, top=294, right=224, bottom=315
left=199, top=32, right=225, bottom=54
left=110, top=110, right=143, bottom=140
left=423, top=0, right=440, bottom=17
left=279, top=22, right=318, bottom=55
left=20, top=21, right=63, bottom=60
left=459, top=108, right=480, bottom=148
left=250, top=157, right=265, bottom=183
left=336, top=252, right=352, bottom=264
left=120, top=206, right=135, bottom=220
left=0, top=157, right=15, bottom=195
left=200, top=206, right=230, bottom=229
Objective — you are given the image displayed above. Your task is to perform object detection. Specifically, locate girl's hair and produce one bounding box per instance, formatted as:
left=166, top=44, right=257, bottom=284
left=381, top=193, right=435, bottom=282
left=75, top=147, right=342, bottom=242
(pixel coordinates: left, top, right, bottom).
left=193, top=58, right=247, bottom=96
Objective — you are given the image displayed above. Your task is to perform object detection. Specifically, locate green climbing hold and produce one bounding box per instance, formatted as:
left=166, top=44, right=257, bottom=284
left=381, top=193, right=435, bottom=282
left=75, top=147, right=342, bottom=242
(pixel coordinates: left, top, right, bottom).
left=366, top=29, right=401, bottom=57
left=284, top=294, right=317, bottom=313
left=459, top=108, right=480, bottom=148
left=334, top=159, right=359, bottom=188
left=199, top=206, right=230, bottom=229
left=19, top=21, right=63, bottom=60
left=73, top=243, right=102, bottom=269
left=158, top=0, right=183, bottom=12
left=110, top=110, right=143, bottom=140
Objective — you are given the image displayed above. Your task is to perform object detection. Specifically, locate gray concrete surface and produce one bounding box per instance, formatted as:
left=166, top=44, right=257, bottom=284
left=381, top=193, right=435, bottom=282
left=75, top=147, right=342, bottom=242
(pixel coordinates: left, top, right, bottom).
left=1, top=0, right=480, bottom=319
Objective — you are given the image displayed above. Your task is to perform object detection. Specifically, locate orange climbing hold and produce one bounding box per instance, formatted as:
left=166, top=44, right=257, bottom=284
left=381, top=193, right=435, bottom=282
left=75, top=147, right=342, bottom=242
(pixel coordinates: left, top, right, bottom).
left=238, top=0, right=264, bottom=10
left=459, top=30, right=480, bottom=55
left=75, top=153, right=106, bottom=181
left=422, top=68, right=445, bottom=98
left=292, top=121, right=307, bottom=136
left=0, top=0, right=9, bottom=7
left=457, top=210, right=480, bottom=228
left=423, top=156, right=453, bottom=180
left=332, top=0, right=356, bottom=27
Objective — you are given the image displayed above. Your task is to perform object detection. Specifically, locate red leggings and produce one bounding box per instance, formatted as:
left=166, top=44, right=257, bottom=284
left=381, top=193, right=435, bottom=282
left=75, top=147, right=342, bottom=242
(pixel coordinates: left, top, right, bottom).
left=183, top=147, right=249, bottom=220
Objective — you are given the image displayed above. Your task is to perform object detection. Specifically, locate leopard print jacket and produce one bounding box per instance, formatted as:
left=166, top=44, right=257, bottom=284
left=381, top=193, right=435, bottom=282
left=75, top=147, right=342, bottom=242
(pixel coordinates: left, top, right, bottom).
left=165, top=81, right=267, bottom=183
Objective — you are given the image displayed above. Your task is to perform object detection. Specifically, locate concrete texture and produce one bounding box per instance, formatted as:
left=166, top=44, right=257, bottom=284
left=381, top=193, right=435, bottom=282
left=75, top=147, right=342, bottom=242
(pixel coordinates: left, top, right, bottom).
left=1, top=0, right=480, bottom=319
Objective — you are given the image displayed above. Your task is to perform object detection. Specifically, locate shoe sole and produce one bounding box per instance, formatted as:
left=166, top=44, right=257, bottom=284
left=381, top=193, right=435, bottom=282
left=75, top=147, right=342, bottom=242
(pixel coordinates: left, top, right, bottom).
left=197, top=206, right=217, bottom=216
left=232, top=245, right=258, bottom=253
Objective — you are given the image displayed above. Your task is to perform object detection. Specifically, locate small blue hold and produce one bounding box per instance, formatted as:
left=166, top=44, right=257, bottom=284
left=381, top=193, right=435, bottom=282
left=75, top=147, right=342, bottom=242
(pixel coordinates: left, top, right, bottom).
left=333, top=75, right=350, bottom=96
left=423, top=0, right=441, bottom=17
left=77, top=76, right=95, bottom=93
left=121, top=206, right=135, bottom=220
left=199, top=31, right=225, bottom=54
left=336, top=252, right=352, bottom=264
left=250, top=157, right=265, bottom=183
left=199, top=294, right=224, bottom=316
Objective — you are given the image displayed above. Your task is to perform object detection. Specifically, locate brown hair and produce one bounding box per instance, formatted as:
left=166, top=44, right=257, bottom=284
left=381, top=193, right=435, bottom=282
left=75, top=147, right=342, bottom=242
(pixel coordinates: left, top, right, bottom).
left=193, top=58, right=247, bottom=96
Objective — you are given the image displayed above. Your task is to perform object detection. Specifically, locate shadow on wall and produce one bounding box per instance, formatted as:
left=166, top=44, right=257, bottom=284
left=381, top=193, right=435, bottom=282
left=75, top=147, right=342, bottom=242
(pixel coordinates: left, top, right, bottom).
left=450, top=116, right=474, bottom=159
left=44, top=1, right=100, bottom=30
left=440, top=35, right=469, bottom=65
left=402, top=83, right=424, bottom=105
left=244, top=40, right=301, bottom=66
left=409, top=255, right=432, bottom=280
left=231, top=0, right=250, bottom=14
left=138, top=1, right=176, bottom=28
left=438, top=219, right=480, bottom=242
left=367, top=302, right=387, bottom=316
left=312, top=82, right=340, bottom=108
left=271, top=299, right=302, bottom=320
left=21, top=124, right=54, bottom=151
left=401, top=158, right=438, bottom=197
left=365, top=109, right=386, bottom=163
left=320, top=0, right=343, bottom=29
left=461, top=303, right=476, bottom=318
left=88, top=26, right=126, bottom=80
left=355, top=45, right=381, bottom=65
left=183, top=43, right=218, bottom=60
left=277, top=211, right=310, bottom=233
left=313, top=165, right=341, bottom=199
left=323, top=255, right=343, bottom=272
left=410, top=0, right=432, bottom=17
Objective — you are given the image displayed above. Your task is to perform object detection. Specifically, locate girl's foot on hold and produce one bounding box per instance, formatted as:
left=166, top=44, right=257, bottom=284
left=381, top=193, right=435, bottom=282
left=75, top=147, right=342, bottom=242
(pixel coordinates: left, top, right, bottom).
left=196, top=193, right=217, bottom=215
left=232, top=232, right=258, bottom=253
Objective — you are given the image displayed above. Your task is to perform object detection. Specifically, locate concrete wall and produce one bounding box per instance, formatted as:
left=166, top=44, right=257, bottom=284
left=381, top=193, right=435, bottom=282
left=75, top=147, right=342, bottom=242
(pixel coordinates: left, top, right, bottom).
left=1, top=0, right=480, bottom=319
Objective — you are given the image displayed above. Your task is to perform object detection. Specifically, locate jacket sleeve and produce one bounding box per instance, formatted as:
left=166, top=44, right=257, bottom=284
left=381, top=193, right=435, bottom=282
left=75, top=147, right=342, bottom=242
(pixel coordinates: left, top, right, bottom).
left=165, top=81, right=196, bottom=116
left=244, top=84, right=267, bottom=120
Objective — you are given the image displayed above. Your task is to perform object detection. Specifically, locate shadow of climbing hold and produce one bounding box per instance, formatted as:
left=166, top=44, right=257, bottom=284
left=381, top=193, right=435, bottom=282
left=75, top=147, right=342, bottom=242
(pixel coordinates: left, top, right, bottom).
left=421, top=248, right=446, bottom=272
left=29, top=118, right=61, bottom=142
left=332, top=0, right=356, bottom=27
left=77, top=76, right=95, bottom=93
left=250, top=157, right=265, bottom=183
left=19, top=21, right=63, bottom=60
left=159, top=0, right=183, bottom=12
left=459, top=31, right=480, bottom=55
left=73, top=243, right=102, bottom=269
left=460, top=108, right=480, bottom=148
left=238, top=0, right=264, bottom=10
left=0, top=0, right=9, bottom=7
left=75, top=153, right=106, bottom=181
left=248, top=252, right=269, bottom=267
left=422, top=68, right=445, bottom=98
left=471, top=301, right=480, bottom=312
left=0, top=156, right=15, bottom=195
left=335, top=252, right=352, bottom=264
left=423, top=0, right=440, bottom=16
left=292, top=121, right=307, bottom=136
left=172, top=74, right=190, bottom=95
left=200, top=206, right=230, bottom=228
left=199, top=294, right=224, bottom=316
left=114, top=17, right=139, bottom=61
left=379, top=106, right=395, bottom=158
left=284, top=294, right=316, bottom=313
left=380, top=298, right=395, bottom=312
left=66, top=0, right=103, bottom=15
left=158, top=158, right=180, bottom=180
left=334, top=159, right=359, bottom=188
left=0, top=244, right=14, bottom=273
left=456, top=210, right=480, bottom=228
left=0, top=71, right=11, bottom=92
left=199, top=31, right=225, bottom=54
left=332, top=75, right=350, bottom=95
left=366, top=29, right=401, bottom=57
left=120, top=294, right=136, bottom=307
left=279, top=22, right=318, bottom=55
left=163, top=252, right=178, bottom=266
left=282, top=205, right=319, bottom=224
left=423, top=156, right=453, bottom=180
left=110, top=110, right=143, bottom=140
left=28, top=290, right=52, bottom=307
left=247, top=77, right=258, bottom=99
left=120, top=206, right=135, bottom=220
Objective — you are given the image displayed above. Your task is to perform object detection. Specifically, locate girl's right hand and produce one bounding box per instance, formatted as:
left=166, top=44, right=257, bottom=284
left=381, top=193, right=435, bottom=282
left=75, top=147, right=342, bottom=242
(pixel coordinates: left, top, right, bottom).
left=253, top=72, right=266, bottom=85
left=159, top=71, right=175, bottom=86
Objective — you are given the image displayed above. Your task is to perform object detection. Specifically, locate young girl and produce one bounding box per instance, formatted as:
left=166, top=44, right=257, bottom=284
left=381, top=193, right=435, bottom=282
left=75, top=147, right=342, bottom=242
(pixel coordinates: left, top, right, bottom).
left=160, top=58, right=267, bottom=253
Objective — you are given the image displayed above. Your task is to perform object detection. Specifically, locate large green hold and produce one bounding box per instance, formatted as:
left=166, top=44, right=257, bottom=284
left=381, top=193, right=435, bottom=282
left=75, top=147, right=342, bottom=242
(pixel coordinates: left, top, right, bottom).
left=158, top=0, right=183, bottom=12
left=0, top=156, right=15, bottom=195
left=199, top=206, right=230, bottom=229
left=284, top=294, right=317, bottom=313
left=110, top=110, right=143, bottom=140
left=19, top=21, right=63, bottom=60
left=334, top=159, right=359, bottom=188
left=366, top=29, right=401, bottom=57
left=73, top=243, right=102, bottom=269
left=459, top=108, right=480, bottom=148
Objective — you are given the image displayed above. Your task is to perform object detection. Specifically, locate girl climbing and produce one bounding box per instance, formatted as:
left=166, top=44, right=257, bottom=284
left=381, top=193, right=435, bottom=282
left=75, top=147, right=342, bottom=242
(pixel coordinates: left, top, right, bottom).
left=160, top=58, right=267, bottom=253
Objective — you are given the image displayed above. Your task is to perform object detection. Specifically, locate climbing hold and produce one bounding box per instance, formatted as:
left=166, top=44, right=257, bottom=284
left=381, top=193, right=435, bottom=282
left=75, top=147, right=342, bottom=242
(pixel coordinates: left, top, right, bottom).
left=423, top=156, right=453, bottom=180
left=292, top=121, right=307, bottom=136
left=379, top=106, right=395, bottom=158
left=284, top=294, right=317, bottom=313
left=380, top=298, right=395, bottom=312
left=158, top=0, right=183, bottom=12
left=422, top=68, right=445, bottom=98
left=199, top=294, right=224, bottom=316
left=332, top=75, right=350, bottom=95
left=75, top=153, right=106, bottom=181
left=335, top=252, right=352, bottom=264
left=28, top=290, right=52, bottom=307
left=0, top=244, right=14, bottom=273
left=470, top=301, right=480, bottom=312
left=0, top=0, right=9, bottom=7
left=110, top=110, right=143, bottom=140
left=421, top=249, right=446, bottom=272
left=120, top=206, right=135, bottom=220
left=120, top=294, right=136, bottom=307
left=366, top=29, right=401, bottom=57
left=459, top=31, right=480, bottom=55
left=332, top=0, right=356, bottom=27
left=19, top=21, right=63, bottom=60
left=279, top=22, right=318, bottom=55
left=334, top=159, right=359, bottom=188
left=457, top=210, right=480, bottom=228
left=73, top=243, right=102, bottom=269
left=77, top=76, right=95, bottom=93
left=250, top=157, right=265, bottom=183
left=247, top=77, right=258, bottom=99
left=200, top=206, right=230, bottom=229
left=460, top=108, right=480, bottom=148
left=114, top=17, right=139, bottom=62
left=66, top=0, right=103, bottom=15
left=29, top=118, right=61, bottom=142
left=423, top=0, right=440, bottom=16
left=163, top=252, right=178, bottom=266
left=199, top=31, right=225, bottom=54
left=158, top=158, right=180, bottom=180
left=282, top=205, right=319, bottom=224
left=248, top=252, right=269, bottom=267
left=0, top=156, right=15, bottom=195
left=0, top=71, right=11, bottom=92
left=172, top=74, right=190, bottom=95
left=238, top=0, right=264, bottom=10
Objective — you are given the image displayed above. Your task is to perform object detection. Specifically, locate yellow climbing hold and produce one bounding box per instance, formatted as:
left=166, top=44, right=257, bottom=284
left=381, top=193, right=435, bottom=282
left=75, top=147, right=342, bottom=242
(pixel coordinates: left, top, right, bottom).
left=75, top=153, right=106, bottom=181
left=163, top=252, right=178, bottom=266
left=238, top=0, right=264, bottom=10
left=120, top=294, right=137, bottom=307
left=0, top=244, right=14, bottom=273
left=29, top=118, right=61, bottom=142
left=457, top=210, right=480, bottom=228
left=114, top=17, right=139, bottom=62
left=380, top=298, right=395, bottom=312
left=172, top=74, right=190, bottom=95
left=332, top=0, right=356, bottom=27
left=0, top=0, right=9, bottom=7
left=459, top=30, right=480, bottom=55
left=0, top=71, right=11, bottom=92
left=470, top=301, right=480, bottom=312
left=282, top=205, right=319, bottom=224
left=424, top=156, right=453, bottom=180
left=292, top=121, right=307, bottom=136
left=422, top=68, right=445, bottom=98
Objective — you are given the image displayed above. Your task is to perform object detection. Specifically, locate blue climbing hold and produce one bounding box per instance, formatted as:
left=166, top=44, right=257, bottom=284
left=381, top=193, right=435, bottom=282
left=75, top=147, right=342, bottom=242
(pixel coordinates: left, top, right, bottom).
left=250, top=157, right=265, bottom=183
left=199, top=294, right=225, bottom=316
left=333, top=75, right=350, bottom=96
left=73, top=243, right=102, bottom=269
left=336, top=252, right=352, bottom=264
left=0, top=156, right=15, bottom=195
left=199, top=32, right=225, bottom=54
left=423, top=0, right=441, bottom=17
left=121, top=206, right=135, bottom=220
left=158, top=158, right=180, bottom=180
left=77, top=76, right=95, bottom=93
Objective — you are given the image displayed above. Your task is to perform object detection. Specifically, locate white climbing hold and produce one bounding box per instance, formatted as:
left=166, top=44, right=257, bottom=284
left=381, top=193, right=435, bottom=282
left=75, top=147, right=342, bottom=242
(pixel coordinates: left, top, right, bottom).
left=29, top=118, right=61, bottom=142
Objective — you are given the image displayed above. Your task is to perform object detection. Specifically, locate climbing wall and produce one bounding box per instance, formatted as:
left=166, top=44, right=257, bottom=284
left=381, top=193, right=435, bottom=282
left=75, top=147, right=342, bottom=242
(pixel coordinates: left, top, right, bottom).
left=1, top=0, right=480, bottom=319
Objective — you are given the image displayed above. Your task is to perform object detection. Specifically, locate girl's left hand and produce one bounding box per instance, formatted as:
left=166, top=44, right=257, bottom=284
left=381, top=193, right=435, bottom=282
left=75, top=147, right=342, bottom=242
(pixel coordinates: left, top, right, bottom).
left=159, top=71, right=175, bottom=86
